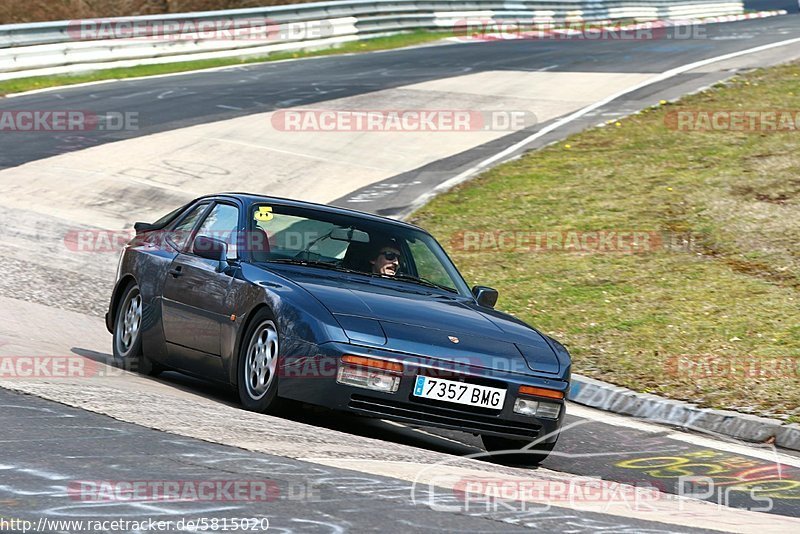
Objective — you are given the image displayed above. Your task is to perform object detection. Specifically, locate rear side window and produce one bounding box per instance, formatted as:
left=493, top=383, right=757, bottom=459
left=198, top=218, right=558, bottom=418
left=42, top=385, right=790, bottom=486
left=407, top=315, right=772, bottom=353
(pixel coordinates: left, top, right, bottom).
left=151, top=204, right=186, bottom=228
left=194, top=203, right=241, bottom=259
left=168, top=203, right=209, bottom=251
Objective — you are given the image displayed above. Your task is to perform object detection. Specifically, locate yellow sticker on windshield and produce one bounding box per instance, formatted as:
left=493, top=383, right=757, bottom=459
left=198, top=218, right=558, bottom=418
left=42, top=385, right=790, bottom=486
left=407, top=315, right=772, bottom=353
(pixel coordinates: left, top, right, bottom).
left=254, top=206, right=274, bottom=222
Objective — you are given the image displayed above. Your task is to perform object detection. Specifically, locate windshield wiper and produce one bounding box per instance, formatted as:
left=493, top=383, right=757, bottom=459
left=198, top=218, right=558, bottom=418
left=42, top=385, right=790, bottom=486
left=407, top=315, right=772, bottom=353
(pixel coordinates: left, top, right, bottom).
left=270, top=259, right=458, bottom=294
left=294, top=230, right=334, bottom=260
left=391, top=273, right=458, bottom=294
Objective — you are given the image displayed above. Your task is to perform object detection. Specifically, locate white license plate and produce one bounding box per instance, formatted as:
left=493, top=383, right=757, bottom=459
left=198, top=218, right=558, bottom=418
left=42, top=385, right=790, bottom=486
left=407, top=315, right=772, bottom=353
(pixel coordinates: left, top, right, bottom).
left=413, top=376, right=506, bottom=410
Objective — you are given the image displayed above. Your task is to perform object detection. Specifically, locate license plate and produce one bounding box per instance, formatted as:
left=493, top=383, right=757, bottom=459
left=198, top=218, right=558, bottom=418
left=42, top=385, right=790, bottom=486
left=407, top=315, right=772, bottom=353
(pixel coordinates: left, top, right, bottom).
left=413, top=376, right=506, bottom=410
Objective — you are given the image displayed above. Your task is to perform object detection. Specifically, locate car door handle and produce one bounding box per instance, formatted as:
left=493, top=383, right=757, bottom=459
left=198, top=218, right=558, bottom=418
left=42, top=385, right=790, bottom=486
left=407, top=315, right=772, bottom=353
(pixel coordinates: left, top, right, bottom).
left=168, top=266, right=183, bottom=278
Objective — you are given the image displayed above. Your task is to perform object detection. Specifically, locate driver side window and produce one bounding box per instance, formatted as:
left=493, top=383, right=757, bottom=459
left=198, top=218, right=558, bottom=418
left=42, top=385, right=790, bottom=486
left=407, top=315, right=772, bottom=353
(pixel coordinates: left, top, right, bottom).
left=195, top=203, right=240, bottom=259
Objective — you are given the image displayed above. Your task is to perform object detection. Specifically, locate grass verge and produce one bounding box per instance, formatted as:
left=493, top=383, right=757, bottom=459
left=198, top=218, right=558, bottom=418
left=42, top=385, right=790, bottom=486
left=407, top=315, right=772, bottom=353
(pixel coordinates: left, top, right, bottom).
left=410, top=62, right=800, bottom=422
left=0, top=30, right=451, bottom=96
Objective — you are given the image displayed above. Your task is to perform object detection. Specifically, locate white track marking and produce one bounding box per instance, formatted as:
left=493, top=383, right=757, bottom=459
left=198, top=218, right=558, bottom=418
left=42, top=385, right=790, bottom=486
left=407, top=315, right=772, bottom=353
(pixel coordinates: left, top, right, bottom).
left=566, top=403, right=800, bottom=467
left=307, top=457, right=800, bottom=533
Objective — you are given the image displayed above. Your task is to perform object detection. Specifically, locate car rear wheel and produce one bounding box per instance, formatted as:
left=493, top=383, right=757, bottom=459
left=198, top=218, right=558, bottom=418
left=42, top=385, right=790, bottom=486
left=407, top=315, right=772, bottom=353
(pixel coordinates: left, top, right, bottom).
left=480, top=435, right=557, bottom=466
left=238, top=309, right=282, bottom=413
left=113, top=282, right=159, bottom=376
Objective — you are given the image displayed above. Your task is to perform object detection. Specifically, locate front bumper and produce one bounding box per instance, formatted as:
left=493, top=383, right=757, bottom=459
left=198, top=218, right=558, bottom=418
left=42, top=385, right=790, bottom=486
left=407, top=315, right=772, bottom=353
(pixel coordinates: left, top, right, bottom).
left=277, top=341, right=566, bottom=442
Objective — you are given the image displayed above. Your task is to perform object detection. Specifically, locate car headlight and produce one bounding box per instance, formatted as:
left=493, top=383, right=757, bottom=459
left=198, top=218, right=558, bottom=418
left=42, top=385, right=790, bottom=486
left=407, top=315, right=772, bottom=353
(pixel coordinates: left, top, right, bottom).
left=513, top=385, right=564, bottom=418
left=513, top=398, right=539, bottom=416
left=336, top=355, right=402, bottom=393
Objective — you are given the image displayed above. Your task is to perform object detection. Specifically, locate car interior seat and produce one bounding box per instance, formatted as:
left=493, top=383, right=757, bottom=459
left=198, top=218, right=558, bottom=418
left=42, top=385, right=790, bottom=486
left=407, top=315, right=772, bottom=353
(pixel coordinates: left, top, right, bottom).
left=341, top=241, right=373, bottom=273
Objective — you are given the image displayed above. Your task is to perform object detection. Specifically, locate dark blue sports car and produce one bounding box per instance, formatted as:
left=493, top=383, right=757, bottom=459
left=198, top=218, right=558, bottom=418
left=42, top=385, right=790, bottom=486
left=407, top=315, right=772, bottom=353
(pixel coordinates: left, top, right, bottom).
left=106, top=193, right=571, bottom=464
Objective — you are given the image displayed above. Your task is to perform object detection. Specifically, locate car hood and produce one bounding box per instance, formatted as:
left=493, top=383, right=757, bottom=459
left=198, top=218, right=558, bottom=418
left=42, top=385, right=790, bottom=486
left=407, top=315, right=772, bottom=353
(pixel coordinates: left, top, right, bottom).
left=280, top=269, right=560, bottom=375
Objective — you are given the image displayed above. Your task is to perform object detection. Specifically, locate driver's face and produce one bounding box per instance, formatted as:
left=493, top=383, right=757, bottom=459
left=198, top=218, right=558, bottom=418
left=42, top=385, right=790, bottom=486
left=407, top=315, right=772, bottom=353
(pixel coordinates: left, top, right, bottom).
left=371, top=247, right=401, bottom=276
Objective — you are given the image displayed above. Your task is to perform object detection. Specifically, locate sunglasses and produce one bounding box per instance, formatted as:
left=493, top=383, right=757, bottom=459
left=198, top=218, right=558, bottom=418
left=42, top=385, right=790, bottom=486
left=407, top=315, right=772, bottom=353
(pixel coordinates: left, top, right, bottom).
left=381, top=251, right=402, bottom=261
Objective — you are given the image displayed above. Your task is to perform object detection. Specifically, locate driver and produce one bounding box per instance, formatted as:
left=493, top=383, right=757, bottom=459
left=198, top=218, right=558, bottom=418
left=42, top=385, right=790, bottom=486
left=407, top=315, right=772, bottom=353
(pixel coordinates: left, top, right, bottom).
left=370, top=241, right=402, bottom=276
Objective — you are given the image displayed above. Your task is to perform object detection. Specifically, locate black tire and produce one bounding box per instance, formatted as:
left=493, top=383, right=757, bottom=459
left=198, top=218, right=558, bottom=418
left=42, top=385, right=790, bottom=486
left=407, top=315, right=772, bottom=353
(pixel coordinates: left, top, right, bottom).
left=480, top=435, right=557, bottom=466
left=112, top=282, right=159, bottom=376
left=237, top=308, right=282, bottom=413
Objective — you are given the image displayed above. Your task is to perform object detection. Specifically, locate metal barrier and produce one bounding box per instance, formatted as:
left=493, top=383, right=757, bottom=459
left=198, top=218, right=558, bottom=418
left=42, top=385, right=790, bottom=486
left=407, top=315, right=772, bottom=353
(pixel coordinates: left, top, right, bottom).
left=0, top=0, right=746, bottom=81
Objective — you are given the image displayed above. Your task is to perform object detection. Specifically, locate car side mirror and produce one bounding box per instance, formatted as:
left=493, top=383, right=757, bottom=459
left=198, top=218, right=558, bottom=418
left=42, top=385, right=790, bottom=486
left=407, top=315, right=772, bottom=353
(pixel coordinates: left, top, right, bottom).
left=472, top=286, right=499, bottom=308
left=193, top=235, right=228, bottom=266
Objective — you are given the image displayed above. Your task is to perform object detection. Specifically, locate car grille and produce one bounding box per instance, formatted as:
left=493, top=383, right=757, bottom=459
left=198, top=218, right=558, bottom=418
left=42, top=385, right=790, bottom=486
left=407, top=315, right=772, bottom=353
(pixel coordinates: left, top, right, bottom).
left=349, top=394, right=541, bottom=438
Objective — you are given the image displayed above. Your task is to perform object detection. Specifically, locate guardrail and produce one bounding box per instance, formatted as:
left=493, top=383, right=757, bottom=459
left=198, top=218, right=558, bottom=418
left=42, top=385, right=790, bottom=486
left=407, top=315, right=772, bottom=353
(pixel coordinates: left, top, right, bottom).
left=0, top=0, right=746, bottom=81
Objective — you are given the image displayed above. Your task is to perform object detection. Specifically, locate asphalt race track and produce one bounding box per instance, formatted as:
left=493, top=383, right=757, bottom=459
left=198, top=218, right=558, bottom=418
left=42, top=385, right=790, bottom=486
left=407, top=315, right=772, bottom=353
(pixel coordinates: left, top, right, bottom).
left=1, top=388, right=729, bottom=534
left=2, top=14, right=800, bottom=534
left=3, top=17, right=800, bottom=172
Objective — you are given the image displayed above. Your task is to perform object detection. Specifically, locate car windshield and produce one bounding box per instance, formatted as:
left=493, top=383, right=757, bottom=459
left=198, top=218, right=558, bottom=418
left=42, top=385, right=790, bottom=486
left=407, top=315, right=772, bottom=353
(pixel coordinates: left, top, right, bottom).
left=248, top=203, right=470, bottom=295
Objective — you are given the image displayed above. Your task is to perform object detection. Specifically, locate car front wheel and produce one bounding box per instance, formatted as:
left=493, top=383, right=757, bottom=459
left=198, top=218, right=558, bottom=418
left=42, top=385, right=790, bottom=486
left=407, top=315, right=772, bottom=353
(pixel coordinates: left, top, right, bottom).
left=237, top=309, right=282, bottom=413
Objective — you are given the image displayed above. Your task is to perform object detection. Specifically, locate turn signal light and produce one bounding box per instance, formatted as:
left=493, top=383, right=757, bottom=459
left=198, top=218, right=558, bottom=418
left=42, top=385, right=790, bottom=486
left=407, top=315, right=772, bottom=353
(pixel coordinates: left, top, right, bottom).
left=342, top=355, right=403, bottom=373
left=518, top=386, right=564, bottom=400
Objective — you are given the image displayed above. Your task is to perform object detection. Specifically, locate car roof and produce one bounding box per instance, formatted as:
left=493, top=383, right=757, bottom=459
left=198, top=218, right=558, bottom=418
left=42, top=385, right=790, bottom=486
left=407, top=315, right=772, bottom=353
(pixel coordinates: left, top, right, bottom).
left=197, top=192, right=428, bottom=233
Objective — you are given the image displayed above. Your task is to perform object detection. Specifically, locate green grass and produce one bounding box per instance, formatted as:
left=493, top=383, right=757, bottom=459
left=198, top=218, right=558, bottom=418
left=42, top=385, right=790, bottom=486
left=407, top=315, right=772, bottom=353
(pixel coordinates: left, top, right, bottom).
left=411, top=63, right=800, bottom=423
left=0, top=30, right=451, bottom=96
